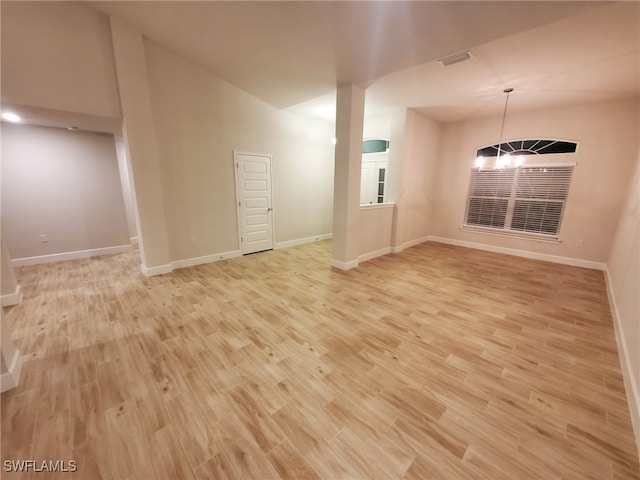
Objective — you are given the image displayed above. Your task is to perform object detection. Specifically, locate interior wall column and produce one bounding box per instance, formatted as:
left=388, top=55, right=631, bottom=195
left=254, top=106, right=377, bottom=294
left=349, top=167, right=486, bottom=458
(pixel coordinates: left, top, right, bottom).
left=332, top=83, right=365, bottom=270
left=114, top=133, right=140, bottom=244
left=390, top=109, right=412, bottom=252
left=110, top=17, right=171, bottom=275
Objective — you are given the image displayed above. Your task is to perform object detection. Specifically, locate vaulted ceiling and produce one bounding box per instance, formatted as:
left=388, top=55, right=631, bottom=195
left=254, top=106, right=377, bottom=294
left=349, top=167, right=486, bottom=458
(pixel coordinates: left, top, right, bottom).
left=88, top=1, right=639, bottom=122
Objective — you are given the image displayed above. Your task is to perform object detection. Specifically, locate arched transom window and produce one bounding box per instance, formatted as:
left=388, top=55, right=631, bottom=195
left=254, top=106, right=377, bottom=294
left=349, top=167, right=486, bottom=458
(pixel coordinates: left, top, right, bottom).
left=476, top=139, right=577, bottom=158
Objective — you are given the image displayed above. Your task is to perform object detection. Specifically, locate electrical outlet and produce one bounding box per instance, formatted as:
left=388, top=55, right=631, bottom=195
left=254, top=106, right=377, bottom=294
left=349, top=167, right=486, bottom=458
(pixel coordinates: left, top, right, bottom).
left=40, top=234, right=48, bottom=243
left=576, top=239, right=583, bottom=247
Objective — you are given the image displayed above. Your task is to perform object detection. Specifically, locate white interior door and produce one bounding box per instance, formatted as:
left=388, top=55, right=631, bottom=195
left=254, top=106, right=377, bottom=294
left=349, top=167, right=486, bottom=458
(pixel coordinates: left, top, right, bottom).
left=234, top=152, right=274, bottom=255
left=361, top=161, right=376, bottom=204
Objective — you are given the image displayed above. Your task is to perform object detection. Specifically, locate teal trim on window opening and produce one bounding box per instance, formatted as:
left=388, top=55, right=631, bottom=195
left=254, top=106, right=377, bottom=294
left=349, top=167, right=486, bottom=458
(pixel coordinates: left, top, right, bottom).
left=362, top=139, right=389, bottom=154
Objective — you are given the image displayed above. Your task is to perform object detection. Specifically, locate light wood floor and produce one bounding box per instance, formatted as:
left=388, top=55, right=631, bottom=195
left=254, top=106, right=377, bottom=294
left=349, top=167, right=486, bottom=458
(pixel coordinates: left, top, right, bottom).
left=2, top=240, right=639, bottom=479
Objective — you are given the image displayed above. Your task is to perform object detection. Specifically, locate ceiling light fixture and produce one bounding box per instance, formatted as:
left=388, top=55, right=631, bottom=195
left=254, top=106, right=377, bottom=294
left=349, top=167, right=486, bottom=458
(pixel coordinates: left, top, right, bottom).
left=2, top=112, right=21, bottom=123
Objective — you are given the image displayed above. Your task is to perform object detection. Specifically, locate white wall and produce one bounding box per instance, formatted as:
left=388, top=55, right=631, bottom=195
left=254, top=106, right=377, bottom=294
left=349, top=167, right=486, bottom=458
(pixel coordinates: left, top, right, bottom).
left=431, top=99, right=639, bottom=263
left=363, top=114, right=391, bottom=140
left=359, top=204, right=394, bottom=261
left=114, top=135, right=138, bottom=240
left=393, top=109, right=441, bottom=249
left=1, top=123, right=130, bottom=260
left=143, top=39, right=334, bottom=263
left=607, top=149, right=640, bottom=449
left=385, top=110, right=407, bottom=207
left=1, top=1, right=121, bottom=119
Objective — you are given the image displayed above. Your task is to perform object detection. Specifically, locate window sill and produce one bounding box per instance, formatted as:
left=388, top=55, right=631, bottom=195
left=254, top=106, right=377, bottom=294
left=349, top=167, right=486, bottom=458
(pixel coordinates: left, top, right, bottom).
left=461, top=225, right=561, bottom=244
left=360, top=203, right=395, bottom=210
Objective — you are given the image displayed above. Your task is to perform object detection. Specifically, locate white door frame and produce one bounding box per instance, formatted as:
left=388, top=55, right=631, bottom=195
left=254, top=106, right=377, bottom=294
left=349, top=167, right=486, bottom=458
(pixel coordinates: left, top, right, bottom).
left=233, top=151, right=275, bottom=255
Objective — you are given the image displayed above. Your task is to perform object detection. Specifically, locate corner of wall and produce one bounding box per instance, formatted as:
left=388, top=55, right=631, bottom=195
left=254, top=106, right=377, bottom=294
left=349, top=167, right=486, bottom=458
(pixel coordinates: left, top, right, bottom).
left=1, top=285, right=23, bottom=307
left=0, top=348, right=23, bottom=393
left=604, top=267, right=640, bottom=459
left=140, top=263, right=173, bottom=277
left=1, top=310, right=23, bottom=392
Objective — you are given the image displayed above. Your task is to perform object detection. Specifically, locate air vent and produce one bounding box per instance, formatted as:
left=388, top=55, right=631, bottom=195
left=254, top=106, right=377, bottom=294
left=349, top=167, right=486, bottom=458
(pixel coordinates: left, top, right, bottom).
left=438, top=50, right=473, bottom=67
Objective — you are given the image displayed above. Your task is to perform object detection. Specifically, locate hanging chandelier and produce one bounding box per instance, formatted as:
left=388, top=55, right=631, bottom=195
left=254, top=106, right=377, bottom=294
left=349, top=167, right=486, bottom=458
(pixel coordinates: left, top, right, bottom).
left=475, top=87, right=523, bottom=170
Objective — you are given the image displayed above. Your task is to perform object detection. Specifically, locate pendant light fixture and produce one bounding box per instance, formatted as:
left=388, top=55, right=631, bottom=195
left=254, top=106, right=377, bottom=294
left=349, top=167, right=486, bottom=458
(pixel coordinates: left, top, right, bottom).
left=475, top=87, right=517, bottom=170
left=495, top=87, right=513, bottom=169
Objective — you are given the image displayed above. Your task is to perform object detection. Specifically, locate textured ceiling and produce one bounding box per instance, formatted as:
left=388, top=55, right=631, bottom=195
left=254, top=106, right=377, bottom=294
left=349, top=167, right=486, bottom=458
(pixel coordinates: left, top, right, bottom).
left=3, top=1, right=637, bottom=130
left=87, top=1, right=639, bottom=122
left=366, top=1, right=640, bottom=122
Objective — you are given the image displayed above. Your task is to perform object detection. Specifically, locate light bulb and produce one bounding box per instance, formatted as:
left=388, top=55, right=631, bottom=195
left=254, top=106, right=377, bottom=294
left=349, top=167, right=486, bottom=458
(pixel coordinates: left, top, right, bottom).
left=496, top=154, right=510, bottom=169
left=2, top=112, right=21, bottom=123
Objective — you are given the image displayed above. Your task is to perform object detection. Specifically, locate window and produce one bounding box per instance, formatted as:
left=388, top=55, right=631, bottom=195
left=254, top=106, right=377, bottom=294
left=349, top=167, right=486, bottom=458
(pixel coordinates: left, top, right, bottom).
left=377, top=168, right=386, bottom=203
left=464, top=165, right=574, bottom=238
left=362, top=139, right=389, bottom=154
left=476, top=139, right=577, bottom=158
left=361, top=138, right=389, bottom=205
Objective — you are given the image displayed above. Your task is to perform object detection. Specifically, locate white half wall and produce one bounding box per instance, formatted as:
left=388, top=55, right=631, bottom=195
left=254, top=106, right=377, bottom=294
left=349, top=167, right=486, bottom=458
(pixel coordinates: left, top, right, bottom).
left=359, top=204, right=394, bottom=262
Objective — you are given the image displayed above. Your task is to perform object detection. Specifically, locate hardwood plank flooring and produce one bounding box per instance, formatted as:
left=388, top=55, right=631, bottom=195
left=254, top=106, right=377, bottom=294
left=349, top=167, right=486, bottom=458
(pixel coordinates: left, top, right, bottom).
left=2, top=240, right=639, bottom=479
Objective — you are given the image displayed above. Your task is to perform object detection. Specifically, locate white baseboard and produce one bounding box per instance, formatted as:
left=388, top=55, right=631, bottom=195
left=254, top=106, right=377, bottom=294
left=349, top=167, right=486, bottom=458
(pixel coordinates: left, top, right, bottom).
left=275, top=233, right=332, bottom=250
left=604, top=268, right=640, bottom=458
left=0, top=349, right=23, bottom=393
left=142, top=234, right=332, bottom=275
left=427, top=236, right=607, bottom=271
left=141, top=249, right=244, bottom=276
left=331, top=258, right=359, bottom=270
left=171, top=250, right=242, bottom=271
left=358, top=246, right=392, bottom=263
left=140, top=263, right=173, bottom=277
left=391, top=235, right=430, bottom=254
left=130, top=236, right=139, bottom=245
left=11, top=245, right=132, bottom=267
left=1, top=285, right=23, bottom=307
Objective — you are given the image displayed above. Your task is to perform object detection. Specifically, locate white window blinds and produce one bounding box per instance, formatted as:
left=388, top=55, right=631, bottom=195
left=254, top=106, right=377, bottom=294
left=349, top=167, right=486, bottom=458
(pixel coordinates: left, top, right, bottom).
left=466, top=169, right=514, bottom=229
left=465, top=165, right=574, bottom=238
